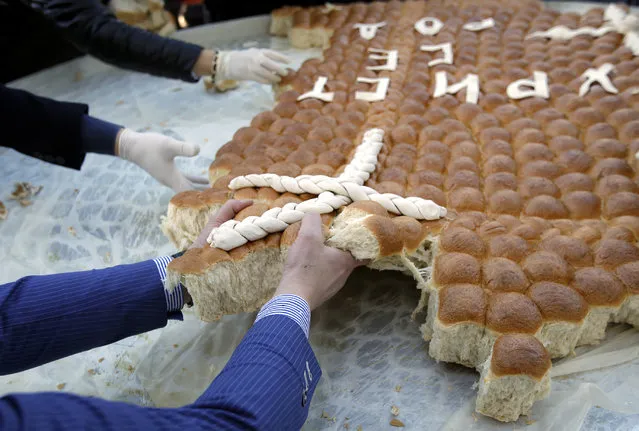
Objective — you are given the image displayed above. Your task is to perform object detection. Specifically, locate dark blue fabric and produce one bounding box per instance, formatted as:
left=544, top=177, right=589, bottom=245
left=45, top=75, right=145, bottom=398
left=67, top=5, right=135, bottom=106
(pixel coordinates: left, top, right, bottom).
left=80, top=115, right=123, bottom=155
left=1, top=83, right=88, bottom=169
left=0, top=312, right=320, bottom=430
left=0, top=260, right=169, bottom=375
left=24, top=0, right=203, bottom=83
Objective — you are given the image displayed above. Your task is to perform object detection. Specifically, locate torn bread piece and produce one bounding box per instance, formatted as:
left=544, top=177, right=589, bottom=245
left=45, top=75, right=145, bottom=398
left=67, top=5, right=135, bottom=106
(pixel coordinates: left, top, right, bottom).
left=476, top=334, right=551, bottom=422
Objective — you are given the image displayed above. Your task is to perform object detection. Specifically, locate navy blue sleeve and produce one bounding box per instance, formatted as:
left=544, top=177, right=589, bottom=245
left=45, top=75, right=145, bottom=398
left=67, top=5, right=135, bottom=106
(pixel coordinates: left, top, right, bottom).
left=27, top=0, right=204, bottom=83
left=0, top=315, right=322, bottom=431
left=0, top=260, right=169, bottom=375
left=80, top=115, right=123, bottom=155
left=1, top=84, right=88, bottom=169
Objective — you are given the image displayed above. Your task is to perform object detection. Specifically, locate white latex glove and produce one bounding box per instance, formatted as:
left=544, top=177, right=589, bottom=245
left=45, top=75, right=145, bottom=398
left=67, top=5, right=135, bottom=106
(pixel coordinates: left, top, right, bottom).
left=216, top=49, right=291, bottom=84
left=116, top=129, right=209, bottom=193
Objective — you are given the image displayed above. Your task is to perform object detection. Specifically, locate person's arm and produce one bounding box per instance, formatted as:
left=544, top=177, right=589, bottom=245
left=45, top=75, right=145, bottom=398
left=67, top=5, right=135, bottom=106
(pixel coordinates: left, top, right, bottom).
left=0, top=297, right=320, bottom=431
left=1, top=84, right=206, bottom=191
left=0, top=211, right=359, bottom=430
left=1, top=84, right=89, bottom=169
left=0, top=200, right=249, bottom=375
left=27, top=0, right=205, bottom=82
left=0, top=257, right=184, bottom=375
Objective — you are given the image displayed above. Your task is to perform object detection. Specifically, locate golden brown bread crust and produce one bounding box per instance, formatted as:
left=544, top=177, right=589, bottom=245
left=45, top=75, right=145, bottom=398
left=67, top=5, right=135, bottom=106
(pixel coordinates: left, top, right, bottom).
left=168, top=247, right=231, bottom=275
left=438, top=284, right=486, bottom=325
left=572, top=267, right=626, bottom=306
left=529, top=282, right=589, bottom=322
left=486, top=292, right=543, bottom=334
left=490, top=334, right=551, bottom=380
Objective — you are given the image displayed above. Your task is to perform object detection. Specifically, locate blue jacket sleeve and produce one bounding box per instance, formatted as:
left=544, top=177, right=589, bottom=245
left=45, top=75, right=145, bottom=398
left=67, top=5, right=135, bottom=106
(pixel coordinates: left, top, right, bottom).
left=0, top=260, right=169, bottom=375
left=1, top=84, right=122, bottom=170
left=26, top=0, right=204, bottom=83
left=0, top=315, right=322, bottom=431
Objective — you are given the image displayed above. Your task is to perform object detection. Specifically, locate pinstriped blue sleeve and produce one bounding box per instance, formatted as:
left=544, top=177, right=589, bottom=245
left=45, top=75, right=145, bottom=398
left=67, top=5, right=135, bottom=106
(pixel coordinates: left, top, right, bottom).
left=0, top=260, right=171, bottom=375
left=255, top=294, right=311, bottom=338
left=153, top=256, right=184, bottom=319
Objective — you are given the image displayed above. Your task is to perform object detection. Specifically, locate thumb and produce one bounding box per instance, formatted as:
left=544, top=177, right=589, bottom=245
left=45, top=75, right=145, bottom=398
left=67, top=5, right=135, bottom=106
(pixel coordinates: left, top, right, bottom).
left=167, top=139, right=200, bottom=158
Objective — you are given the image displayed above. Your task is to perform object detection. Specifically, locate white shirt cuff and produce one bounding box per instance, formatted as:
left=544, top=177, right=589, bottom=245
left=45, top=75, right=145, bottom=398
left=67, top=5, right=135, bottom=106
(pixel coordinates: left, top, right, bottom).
left=255, top=294, right=311, bottom=339
left=153, top=256, right=184, bottom=314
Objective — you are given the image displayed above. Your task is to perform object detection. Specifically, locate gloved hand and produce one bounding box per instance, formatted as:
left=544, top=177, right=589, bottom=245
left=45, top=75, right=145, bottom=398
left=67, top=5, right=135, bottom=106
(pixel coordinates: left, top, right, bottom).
left=216, top=49, right=291, bottom=84
left=116, top=129, right=209, bottom=193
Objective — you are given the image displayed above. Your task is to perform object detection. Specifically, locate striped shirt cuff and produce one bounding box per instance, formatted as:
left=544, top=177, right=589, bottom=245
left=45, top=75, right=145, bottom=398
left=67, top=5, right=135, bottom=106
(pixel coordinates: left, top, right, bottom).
left=255, top=294, right=311, bottom=339
left=153, top=256, right=184, bottom=317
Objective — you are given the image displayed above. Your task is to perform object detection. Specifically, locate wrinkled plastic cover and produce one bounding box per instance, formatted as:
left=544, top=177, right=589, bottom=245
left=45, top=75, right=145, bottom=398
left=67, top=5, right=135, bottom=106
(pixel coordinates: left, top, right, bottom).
left=2, top=7, right=639, bottom=430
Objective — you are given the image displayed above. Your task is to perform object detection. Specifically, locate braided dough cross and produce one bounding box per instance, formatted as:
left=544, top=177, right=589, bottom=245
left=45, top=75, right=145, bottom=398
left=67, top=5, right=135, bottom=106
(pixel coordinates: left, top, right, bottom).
left=207, top=128, right=448, bottom=250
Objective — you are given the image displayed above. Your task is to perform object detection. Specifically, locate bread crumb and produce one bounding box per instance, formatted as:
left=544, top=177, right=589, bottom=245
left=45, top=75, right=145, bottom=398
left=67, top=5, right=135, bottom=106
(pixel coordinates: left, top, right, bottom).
left=10, top=183, right=42, bottom=200
left=0, top=201, right=7, bottom=220
left=19, top=199, right=33, bottom=207
left=321, top=410, right=330, bottom=419
left=98, top=357, right=105, bottom=363
left=525, top=419, right=536, bottom=425
left=391, top=405, right=400, bottom=416
left=204, top=138, right=209, bottom=142
left=390, top=418, right=405, bottom=427
left=171, top=87, right=183, bottom=92
left=104, top=252, right=112, bottom=263
left=56, top=383, right=66, bottom=390
left=472, top=412, right=478, bottom=422
left=344, top=423, right=349, bottom=429
left=159, top=121, right=167, bottom=127
left=68, top=226, right=77, bottom=236
left=10, top=183, right=29, bottom=200
left=394, top=385, right=402, bottom=392
left=356, top=426, right=363, bottom=431
left=74, top=71, right=83, bottom=82
left=127, top=365, right=135, bottom=373
left=173, top=344, right=179, bottom=348
left=87, top=369, right=96, bottom=375
left=116, top=100, right=125, bottom=106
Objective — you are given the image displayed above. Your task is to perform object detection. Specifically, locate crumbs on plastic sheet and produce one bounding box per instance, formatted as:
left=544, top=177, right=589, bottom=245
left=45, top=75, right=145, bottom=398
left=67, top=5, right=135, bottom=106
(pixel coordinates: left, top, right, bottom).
left=68, top=226, right=77, bottom=237
left=394, top=385, right=401, bottom=392
left=391, top=406, right=400, bottom=416
left=98, top=357, right=105, bottom=363
left=321, top=411, right=336, bottom=423
left=390, top=418, right=404, bottom=427
left=0, top=201, right=6, bottom=220
left=56, top=383, right=66, bottom=390
left=116, top=100, right=125, bottom=106
left=87, top=369, right=97, bottom=376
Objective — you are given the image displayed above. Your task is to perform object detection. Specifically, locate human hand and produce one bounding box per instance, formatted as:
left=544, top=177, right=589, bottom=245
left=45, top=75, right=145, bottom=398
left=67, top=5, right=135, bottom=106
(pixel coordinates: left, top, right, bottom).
left=216, top=49, right=291, bottom=84
left=275, top=213, right=364, bottom=311
left=190, top=199, right=253, bottom=249
left=116, top=128, right=209, bottom=193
